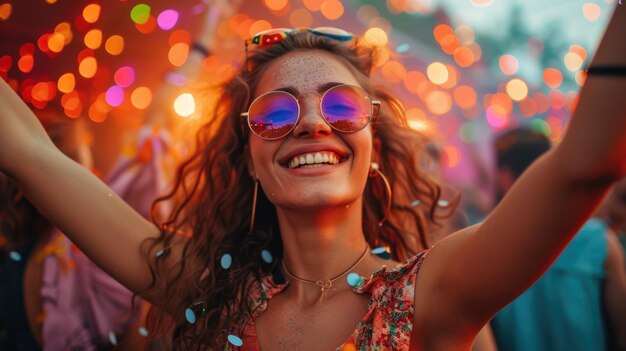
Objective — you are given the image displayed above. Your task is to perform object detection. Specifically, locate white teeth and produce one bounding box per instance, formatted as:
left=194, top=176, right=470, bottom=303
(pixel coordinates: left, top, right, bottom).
left=287, top=151, right=342, bottom=169
left=315, top=153, right=323, bottom=163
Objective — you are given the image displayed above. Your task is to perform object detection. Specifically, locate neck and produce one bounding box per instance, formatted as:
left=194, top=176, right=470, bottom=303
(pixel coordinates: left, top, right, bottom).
left=276, top=198, right=372, bottom=300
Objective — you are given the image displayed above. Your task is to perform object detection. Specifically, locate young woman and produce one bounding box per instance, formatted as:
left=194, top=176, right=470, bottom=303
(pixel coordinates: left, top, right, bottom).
left=1, top=6, right=625, bottom=351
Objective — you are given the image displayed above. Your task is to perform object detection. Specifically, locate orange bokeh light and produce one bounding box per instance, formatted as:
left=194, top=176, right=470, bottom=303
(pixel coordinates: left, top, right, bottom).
left=543, top=68, right=563, bottom=88
left=83, top=3, right=101, bottom=23
left=321, top=0, right=344, bottom=20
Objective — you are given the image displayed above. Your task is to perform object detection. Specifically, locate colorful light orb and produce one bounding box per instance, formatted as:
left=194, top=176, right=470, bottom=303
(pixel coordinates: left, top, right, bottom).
left=157, top=9, right=179, bottom=30
left=48, top=32, right=65, bottom=53
left=485, top=106, right=509, bottom=129
left=0, top=3, right=12, bottom=21
left=0, top=55, right=12, bottom=73
left=530, top=119, right=551, bottom=136
left=364, top=27, right=388, bottom=46
left=57, top=73, right=75, bottom=93
left=543, top=68, right=563, bottom=88
left=453, top=85, right=477, bottom=109
left=425, top=90, right=452, bottom=116
left=105, top=35, right=124, bottom=55
left=135, top=15, right=157, bottom=34
left=54, top=22, right=73, bottom=45
left=453, top=46, right=474, bottom=67
left=131, top=86, right=152, bottom=110
left=426, top=62, right=448, bottom=85
left=498, top=54, right=519, bottom=75
left=78, top=56, right=97, bottom=78
left=249, top=20, right=272, bottom=38
left=582, top=3, right=601, bottom=21
left=168, top=42, right=189, bottom=67
left=289, top=8, right=313, bottom=27
left=174, top=93, right=195, bottom=117
left=84, top=29, right=103, bottom=49
left=320, top=0, right=344, bottom=20
left=130, top=4, right=151, bottom=25
left=105, top=85, right=125, bottom=107
left=114, top=66, right=135, bottom=87
left=263, top=0, right=288, bottom=11
left=17, top=55, right=34, bottom=73
left=505, top=78, right=528, bottom=101
left=303, top=0, right=323, bottom=12
left=396, top=43, right=410, bottom=54
left=564, top=52, right=584, bottom=71
left=83, top=3, right=101, bottom=24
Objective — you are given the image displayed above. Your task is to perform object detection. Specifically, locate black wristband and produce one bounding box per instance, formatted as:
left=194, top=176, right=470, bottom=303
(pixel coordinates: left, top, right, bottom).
left=191, top=42, right=211, bottom=57
left=585, top=65, right=626, bottom=76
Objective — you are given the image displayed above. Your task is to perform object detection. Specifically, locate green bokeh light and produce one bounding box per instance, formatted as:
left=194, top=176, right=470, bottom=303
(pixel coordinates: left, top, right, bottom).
left=130, top=4, right=151, bottom=25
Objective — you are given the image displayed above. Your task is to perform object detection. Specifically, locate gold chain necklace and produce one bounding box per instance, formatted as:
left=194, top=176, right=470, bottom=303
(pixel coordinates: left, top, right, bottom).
left=281, top=245, right=369, bottom=302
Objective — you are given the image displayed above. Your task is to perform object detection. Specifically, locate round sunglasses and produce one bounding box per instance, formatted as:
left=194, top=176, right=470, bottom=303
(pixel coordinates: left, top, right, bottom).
left=240, top=84, right=381, bottom=140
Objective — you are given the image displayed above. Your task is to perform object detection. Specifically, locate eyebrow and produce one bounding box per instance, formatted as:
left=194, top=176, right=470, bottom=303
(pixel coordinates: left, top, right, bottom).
left=273, top=82, right=344, bottom=96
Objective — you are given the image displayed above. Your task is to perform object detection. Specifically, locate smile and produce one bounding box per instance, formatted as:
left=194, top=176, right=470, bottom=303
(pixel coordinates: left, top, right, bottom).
left=287, top=151, right=341, bottom=169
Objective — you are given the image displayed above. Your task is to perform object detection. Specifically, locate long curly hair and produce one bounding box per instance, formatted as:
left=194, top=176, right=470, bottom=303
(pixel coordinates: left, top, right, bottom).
left=143, top=31, right=454, bottom=349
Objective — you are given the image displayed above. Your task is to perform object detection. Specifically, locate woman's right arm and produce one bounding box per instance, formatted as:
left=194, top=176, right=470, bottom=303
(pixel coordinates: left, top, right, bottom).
left=0, top=79, right=163, bottom=295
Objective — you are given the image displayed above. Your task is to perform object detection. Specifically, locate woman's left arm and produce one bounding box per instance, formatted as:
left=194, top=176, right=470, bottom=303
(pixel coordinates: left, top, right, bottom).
left=414, top=5, right=626, bottom=338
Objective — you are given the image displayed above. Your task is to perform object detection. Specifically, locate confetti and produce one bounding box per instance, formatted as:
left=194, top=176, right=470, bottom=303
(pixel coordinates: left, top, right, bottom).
left=9, top=251, right=22, bottom=261
left=346, top=272, right=363, bottom=287
left=228, top=334, right=243, bottom=346
left=438, top=200, right=449, bottom=207
left=395, top=43, right=410, bottom=54
left=371, top=247, right=391, bottom=260
left=185, top=307, right=196, bottom=324
left=220, top=253, right=232, bottom=269
left=410, top=200, right=421, bottom=207
left=156, top=248, right=165, bottom=257
left=261, top=249, right=273, bottom=263
left=109, top=331, right=118, bottom=345
left=138, top=326, right=149, bottom=337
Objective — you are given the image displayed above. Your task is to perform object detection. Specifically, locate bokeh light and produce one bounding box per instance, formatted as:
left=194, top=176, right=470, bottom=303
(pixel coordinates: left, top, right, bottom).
left=168, top=42, right=189, bottom=67
left=426, top=62, right=448, bottom=85
left=289, top=8, right=313, bottom=27
left=364, top=27, right=388, bottom=46
left=453, top=85, right=477, bottom=109
left=130, top=4, right=151, bottom=25
left=57, top=73, right=75, bottom=93
left=105, top=85, right=125, bottom=107
left=157, top=9, right=179, bottom=30
left=425, top=90, right=452, bottom=116
left=499, top=54, right=519, bottom=75
left=84, top=29, right=102, bottom=50
left=320, top=0, right=344, bottom=20
left=0, top=3, right=12, bottom=21
left=82, top=3, right=101, bottom=24
left=131, top=86, right=152, bottom=109
left=263, top=0, right=288, bottom=11
left=174, top=93, right=195, bottom=117
left=582, top=3, right=601, bottom=21
left=543, top=68, right=563, bottom=88
left=471, top=0, right=494, bottom=7
left=105, top=35, right=124, bottom=55
left=505, top=78, right=528, bottom=101
left=114, top=66, right=135, bottom=87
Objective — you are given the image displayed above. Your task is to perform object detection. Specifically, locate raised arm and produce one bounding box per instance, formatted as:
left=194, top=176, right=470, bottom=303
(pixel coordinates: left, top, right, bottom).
left=0, top=79, right=159, bottom=295
left=414, top=5, right=626, bottom=340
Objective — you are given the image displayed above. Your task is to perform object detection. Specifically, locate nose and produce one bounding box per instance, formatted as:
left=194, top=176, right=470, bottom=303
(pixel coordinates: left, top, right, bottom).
left=291, top=92, right=332, bottom=138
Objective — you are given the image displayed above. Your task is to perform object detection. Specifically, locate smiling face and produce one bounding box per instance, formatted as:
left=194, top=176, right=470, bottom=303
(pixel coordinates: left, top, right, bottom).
left=247, top=49, right=374, bottom=210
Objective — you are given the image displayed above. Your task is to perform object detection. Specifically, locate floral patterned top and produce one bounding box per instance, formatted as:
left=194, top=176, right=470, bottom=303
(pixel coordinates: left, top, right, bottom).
left=229, top=249, right=429, bottom=351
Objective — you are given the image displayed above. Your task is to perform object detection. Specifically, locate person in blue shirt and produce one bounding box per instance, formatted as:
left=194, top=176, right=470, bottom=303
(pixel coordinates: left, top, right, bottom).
left=490, top=128, right=626, bottom=351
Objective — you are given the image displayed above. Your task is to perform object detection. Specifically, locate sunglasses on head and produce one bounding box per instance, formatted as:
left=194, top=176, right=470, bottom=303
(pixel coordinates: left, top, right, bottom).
left=241, top=84, right=381, bottom=140
left=245, top=27, right=355, bottom=54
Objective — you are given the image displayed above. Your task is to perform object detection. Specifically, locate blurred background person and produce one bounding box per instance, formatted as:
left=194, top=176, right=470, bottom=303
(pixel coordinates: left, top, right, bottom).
left=489, top=128, right=626, bottom=351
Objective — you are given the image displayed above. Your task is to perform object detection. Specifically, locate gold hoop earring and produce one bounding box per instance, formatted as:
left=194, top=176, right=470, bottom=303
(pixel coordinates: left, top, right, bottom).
left=249, top=178, right=259, bottom=235
left=369, top=162, right=392, bottom=227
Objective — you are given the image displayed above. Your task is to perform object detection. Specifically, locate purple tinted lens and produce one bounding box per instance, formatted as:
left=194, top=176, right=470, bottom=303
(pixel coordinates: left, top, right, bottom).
left=321, top=86, right=371, bottom=132
left=248, top=92, right=298, bottom=139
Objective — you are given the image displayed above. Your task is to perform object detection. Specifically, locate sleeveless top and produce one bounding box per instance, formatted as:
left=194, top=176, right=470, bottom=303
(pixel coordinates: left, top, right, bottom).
left=491, top=218, right=609, bottom=351
left=225, top=249, right=429, bottom=351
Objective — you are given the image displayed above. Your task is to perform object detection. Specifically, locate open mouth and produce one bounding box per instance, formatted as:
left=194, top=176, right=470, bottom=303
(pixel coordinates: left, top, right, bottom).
left=286, top=151, right=344, bottom=169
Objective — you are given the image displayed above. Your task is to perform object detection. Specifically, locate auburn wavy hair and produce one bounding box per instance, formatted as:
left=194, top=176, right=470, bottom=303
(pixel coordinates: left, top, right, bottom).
left=143, top=31, right=454, bottom=350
